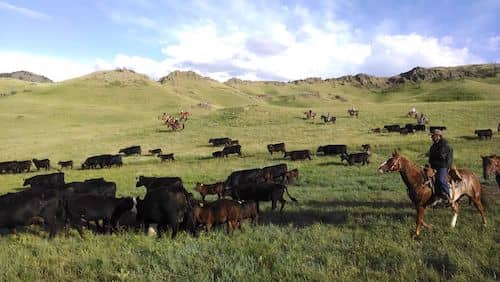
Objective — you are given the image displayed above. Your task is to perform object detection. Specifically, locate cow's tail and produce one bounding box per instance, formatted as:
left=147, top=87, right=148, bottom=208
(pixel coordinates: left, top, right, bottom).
left=284, top=186, right=297, bottom=202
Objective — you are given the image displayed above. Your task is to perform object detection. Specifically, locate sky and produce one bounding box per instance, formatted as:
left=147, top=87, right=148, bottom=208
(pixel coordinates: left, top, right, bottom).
left=0, top=0, right=498, bottom=82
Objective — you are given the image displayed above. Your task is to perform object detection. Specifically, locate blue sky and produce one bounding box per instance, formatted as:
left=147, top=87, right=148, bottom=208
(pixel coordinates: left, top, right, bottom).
left=0, top=0, right=498, bottom=81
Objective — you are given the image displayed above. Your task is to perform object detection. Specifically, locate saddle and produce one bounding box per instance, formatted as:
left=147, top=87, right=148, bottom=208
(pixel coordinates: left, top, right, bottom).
left=423, top=165, right=462, bottom=206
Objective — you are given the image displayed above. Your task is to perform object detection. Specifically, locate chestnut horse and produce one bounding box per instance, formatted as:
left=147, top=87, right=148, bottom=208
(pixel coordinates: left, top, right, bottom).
left=378, top=151, right=486, bottom=237
left=481, top=155, right=500, bottom=188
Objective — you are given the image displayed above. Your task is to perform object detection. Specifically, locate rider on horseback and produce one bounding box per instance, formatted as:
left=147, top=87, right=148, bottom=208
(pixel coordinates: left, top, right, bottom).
left=428, top=129, right=453, bottom=204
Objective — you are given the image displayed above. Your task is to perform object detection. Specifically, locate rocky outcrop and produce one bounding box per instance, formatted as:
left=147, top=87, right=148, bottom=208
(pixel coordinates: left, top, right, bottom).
left=0, top=71, right=52, bottom=83
left=159, top=71, right=217, bottom=84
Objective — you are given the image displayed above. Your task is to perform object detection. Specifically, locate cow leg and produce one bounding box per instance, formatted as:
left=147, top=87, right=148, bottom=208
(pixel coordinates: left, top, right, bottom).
left=143, top=223, right=150, bottom=235
left=271, top=200, right=277, bottom=211
left=279, top=198, right=286, bottom=212
left=201, top=194, right=205, bottom=202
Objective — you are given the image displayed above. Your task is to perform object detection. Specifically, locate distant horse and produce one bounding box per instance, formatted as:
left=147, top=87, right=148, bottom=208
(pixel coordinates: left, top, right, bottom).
left=167, top=119, right=184, bottom=131
left=407, top=111, right=418, bottom=118
left=304, top=110, right=316, bottom=119
left=320, top=115, right=336, bottom=124
left=347, top=109, right=359, bottom=117
left=481, top=155, right=500, bottom=188
left=179, top=111, right=190, bottom=121
left=378, top=151, right=486, bottom=238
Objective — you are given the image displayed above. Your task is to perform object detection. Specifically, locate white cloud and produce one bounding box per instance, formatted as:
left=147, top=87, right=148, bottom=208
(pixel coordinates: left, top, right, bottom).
left=487, top=36, right=500, bottom=51
left=0, top=1, right=50, bottom=20
left=0, top=52, right=93, bottom=81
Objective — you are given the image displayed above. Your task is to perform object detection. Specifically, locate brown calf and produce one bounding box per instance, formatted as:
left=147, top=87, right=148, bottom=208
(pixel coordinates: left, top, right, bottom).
left=195, top=182, right=224, bottom=201
left=193, top=199, right=241, bottom=235
left=285, top=169, right=299, bottom=184
left=239, top=201, right=258, bottom=227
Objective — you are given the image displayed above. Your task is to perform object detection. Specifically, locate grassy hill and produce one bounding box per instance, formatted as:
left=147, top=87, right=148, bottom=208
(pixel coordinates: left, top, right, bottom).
left=0, top=66, right=499, bottom=280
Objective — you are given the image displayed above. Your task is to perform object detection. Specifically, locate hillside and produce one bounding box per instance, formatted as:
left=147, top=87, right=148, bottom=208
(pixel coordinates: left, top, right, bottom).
left=0, top=70, right=52, bottom=83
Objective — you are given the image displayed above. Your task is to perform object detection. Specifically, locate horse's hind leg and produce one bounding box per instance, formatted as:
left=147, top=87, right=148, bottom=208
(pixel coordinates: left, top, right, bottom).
left=450, top=203, right=459, bottom=228
left=471, top=197, right=487, bottom=226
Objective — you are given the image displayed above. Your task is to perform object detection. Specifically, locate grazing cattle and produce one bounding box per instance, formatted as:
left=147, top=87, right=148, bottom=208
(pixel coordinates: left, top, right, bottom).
left=400, top=127, right=414, bottom=135
left=212, top=151, right=224, bottom=158
left=262, top=163, right=288, bottom=183
left=32, top=158, right=50, bottom=170
left=65, top=178, right=117, bottom=197
left=317, top=145, right=347, bottom=156
left=384, top=124, right=401, bottom=133
left=284, top=169, right=299, bottom=184
left=371, top=128, right=381, bottom=133
left=195, top=182, right=224, bottom=201
left=23, top=172, right=65, bottom=188
left=17, top=160, right=32, bottom=173
left=475, top=129, right=493, bottom=140
left=158, top=153, right=175, bottom=161
left=224, top=168, right=265, bottom=189
left=109, top=155, right=123, bottom=167
left=481, top=155, right=500, bottom=187
left=209, top=138, right=232, bottom=147
left=340, top=152, right=370, bottom=166
left=119, top=145, right=141, bottom=156
left=65, top=195, right=136, bottom=236
left=58, top=160, right=73, bottom=169
left=320, top=115, right=336, bottom=123
left=229, top=183, right=297, bottom=212
left=267, top=143, right=286, bottom=155
left=222, top=145, right=242, bottom=157
left=136, top=175, right=183, bottom=191
left=284, top=150, right=312, bottom=161
left=429, top=126, right=447, bottom=133
left=0, top=190, right=64, bottom=238
left=148, top=148, right=162, bottom=156
left=193, top=199, right=241, bottom=234
left=136, top=188, right=196, bottom=239
left=239, top=201, right=259, bottom=226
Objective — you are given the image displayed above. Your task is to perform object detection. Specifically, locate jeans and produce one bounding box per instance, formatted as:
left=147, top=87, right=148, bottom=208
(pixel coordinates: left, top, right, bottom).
left=436, top=167, right=450, bottom=197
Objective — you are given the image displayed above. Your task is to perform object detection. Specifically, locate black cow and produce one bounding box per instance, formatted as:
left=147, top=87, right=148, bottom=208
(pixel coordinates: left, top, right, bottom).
left=384, top=125, right=401, bottom=133
left=229, top=183, right=297, bottom=212
left=148, top=148, right=162, bottom=156
left=212, top=151, right=224, bottom=158
left=119, top=145, right=141, bottom=156
left=267, top=143, right=286, bottom=155
left=224, top=168, right=265, bottom=189
left=0, top=189, right=64, bottom=238
left=108, top=155, right=123, bottom=167
left=262, top=163, right=288, bottom=183
left=340, top=152, right=370, bottom=166
left=136, top=189, right=196, bottom=238
left=475, top=129, right=493, bottom=139
left=65, top=195, right=136, bottom=236
left=284, top=150, right=312, bottom=161
left=414, top=124, right=426, bottom=132
left=429, top=126, right=447, bottom=133
left=58, top=160, right=73, bottom=169
left=317, top=145, right=347, bottom=156
left=209, top=138, right=232, bottom=147
left=23, top=172, right=65, bottom=188
left=400, top=128, right=414, bottom=135
left=81, top=155, right=112, bottom=169
left=17, top=160, right=32, bottom=173
left=33, top=158, right=50, bottom=170
left=136, top=176, right=183, bottom=191
left=222, top=145, right=242, bottom=157
left=158, top=153, right=175, bottom=161
left=65, top=178, right=117, bottom=197
left=0, top=161, right=18, bottom=174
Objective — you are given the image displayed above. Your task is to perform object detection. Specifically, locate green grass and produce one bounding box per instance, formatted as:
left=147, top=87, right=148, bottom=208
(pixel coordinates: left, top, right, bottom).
left=0, top=71, right=499, bottom=281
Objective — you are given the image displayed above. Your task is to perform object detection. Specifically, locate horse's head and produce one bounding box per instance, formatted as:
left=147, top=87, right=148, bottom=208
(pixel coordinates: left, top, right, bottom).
left=481, top=155, right=498, bottom=180
left=378, top=151, right=403, bottom=173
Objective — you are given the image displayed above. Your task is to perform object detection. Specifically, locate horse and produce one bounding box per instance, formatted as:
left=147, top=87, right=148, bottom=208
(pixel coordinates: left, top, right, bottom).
left=179, top=111, right=190, bottom=121
left=347, top=109, right=359, bottom=117
left=320, top=115, right=336, bottom=124
left=407, top=111, right=418, bottom=118
left=378, top=151, right=486, bottom=238
left=304, top=111, right=316, bottom=119
left=167, top=119, right=184, bottom=131
left=481, top=155, right=500, bottom=188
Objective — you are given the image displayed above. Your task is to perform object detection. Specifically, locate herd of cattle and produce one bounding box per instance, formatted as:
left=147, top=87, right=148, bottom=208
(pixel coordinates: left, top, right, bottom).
left=0, top=160, right=303, bottom=238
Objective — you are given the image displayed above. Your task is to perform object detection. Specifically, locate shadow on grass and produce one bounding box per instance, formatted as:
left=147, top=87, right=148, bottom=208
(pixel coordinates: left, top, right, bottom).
left=458, top=135, right=481, bottom=141
left=317, top=161, right=344, bottom=166
left=259, top=209, right=348, bottom=227
left=304, top=199, right=410, bottom=209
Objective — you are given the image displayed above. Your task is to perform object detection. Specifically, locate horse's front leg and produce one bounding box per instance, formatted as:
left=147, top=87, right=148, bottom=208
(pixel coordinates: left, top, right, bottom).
left=450, top=202, right=459, bottom=228
left=415, top=206, right=426, bottom=238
